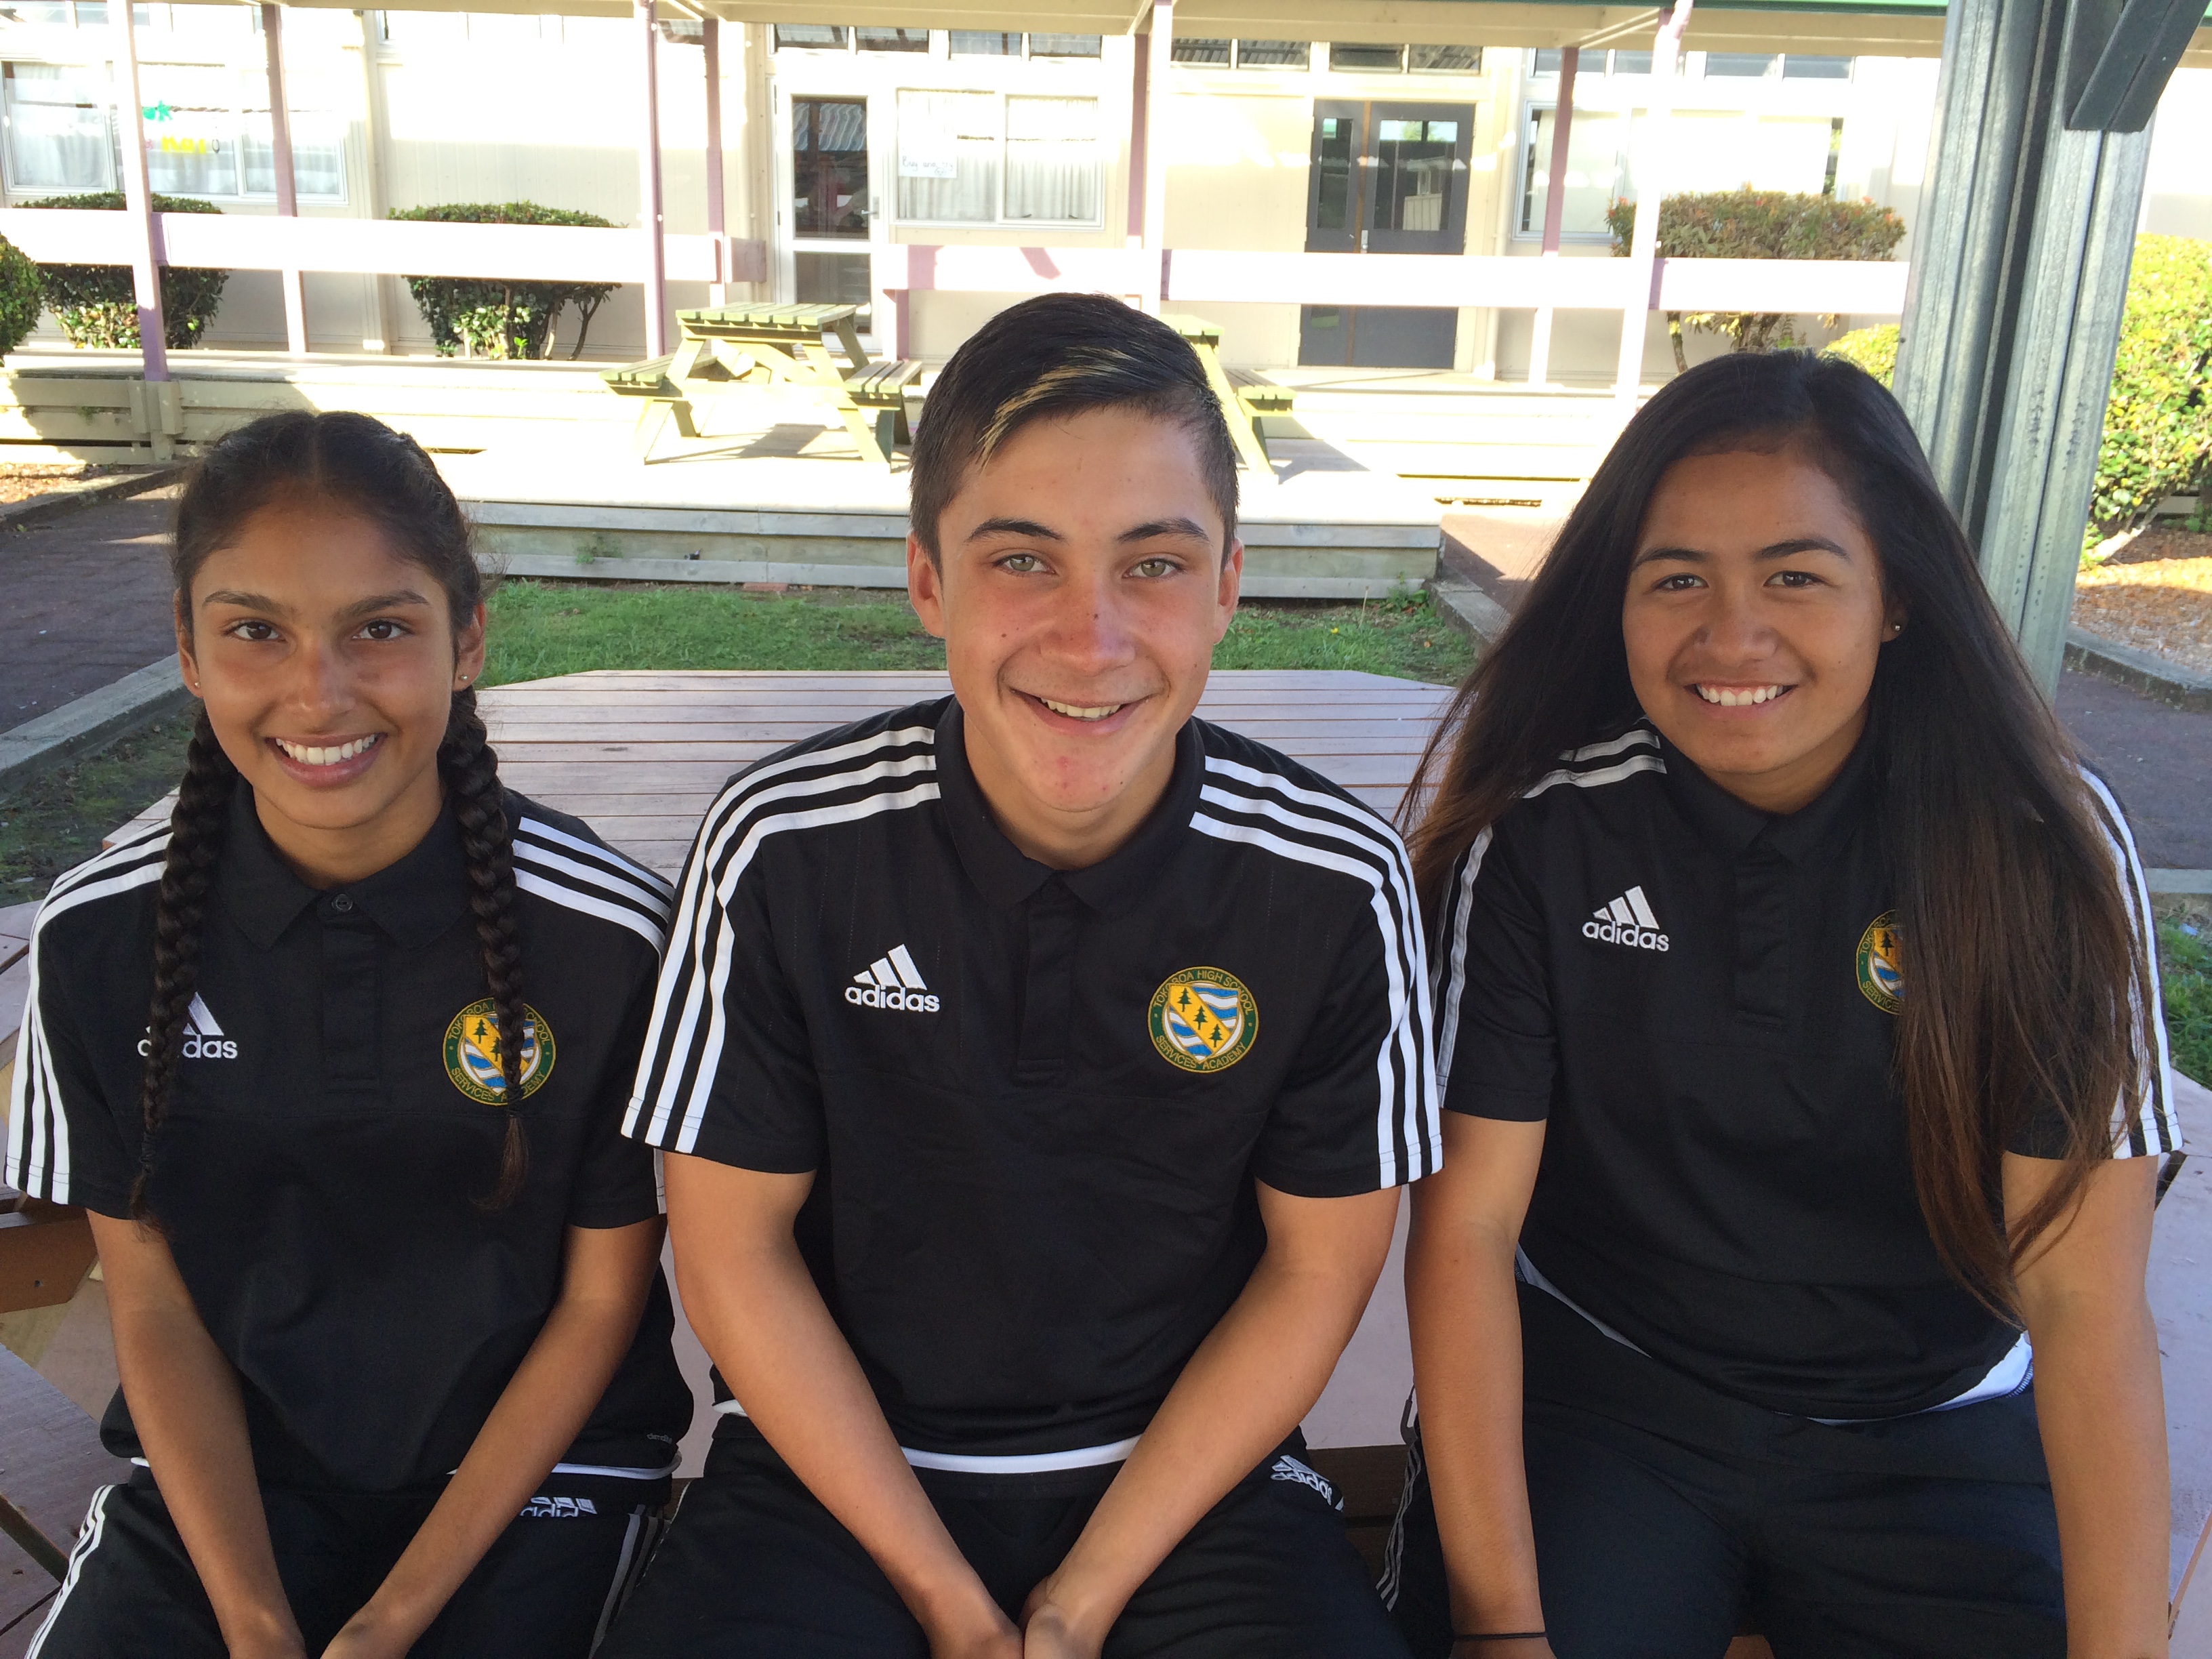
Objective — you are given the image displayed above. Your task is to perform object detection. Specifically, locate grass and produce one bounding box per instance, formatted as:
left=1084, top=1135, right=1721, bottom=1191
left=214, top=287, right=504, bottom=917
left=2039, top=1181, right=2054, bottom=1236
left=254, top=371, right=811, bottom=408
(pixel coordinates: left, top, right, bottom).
left=2160, top=910, right=2212, bottom=1088
left=0, top=714, right=196, bottom=902
left=480, top=578, right=1476, bottom=688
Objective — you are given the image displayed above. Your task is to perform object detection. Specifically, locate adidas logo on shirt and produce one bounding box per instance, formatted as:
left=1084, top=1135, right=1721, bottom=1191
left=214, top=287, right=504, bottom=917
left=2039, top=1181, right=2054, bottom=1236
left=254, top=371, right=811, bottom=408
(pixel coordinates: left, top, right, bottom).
left=1582, top=886, right=1670, bottom=953
left=136, top=994, right=240, bottom=1060
left=845, top=944, right=941, bottom=1013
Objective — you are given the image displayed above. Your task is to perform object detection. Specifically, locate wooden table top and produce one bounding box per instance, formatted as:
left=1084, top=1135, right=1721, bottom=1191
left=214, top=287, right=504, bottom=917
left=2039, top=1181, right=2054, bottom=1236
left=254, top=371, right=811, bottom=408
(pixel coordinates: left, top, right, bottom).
left=468, top=669, right=1452, bottom=878
left=674, top=302, right=859, bottom=336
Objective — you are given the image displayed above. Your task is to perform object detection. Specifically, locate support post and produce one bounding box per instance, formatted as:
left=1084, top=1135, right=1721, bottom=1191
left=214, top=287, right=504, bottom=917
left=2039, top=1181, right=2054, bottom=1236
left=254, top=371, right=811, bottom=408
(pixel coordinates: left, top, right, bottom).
left=109, top=0, right=168, bottom=385
left=636, top=0, right=668, bottom=358
left=1612, top=3, right=1690, bottom=407
left=703, top=17, right=726, bottom=306
left=1139, top=0, right=1172, bottom=312
left=1126, top=24, right=1148, bottom=247
left=1893, top=0, right=2194, bottom=691
left=262, top=3, right=307, bottom=354
left=1527, top=43, right=1578, bottom=388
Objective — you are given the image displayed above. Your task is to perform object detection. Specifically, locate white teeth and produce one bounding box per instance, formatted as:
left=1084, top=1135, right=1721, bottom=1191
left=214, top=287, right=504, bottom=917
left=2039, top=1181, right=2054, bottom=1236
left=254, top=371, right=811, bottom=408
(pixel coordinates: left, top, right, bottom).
left=276, top=734, right=381, bottom=766
left=1039, top=697, right=1122, bottom=722
left=1694, top=684, right=1787, bottom=708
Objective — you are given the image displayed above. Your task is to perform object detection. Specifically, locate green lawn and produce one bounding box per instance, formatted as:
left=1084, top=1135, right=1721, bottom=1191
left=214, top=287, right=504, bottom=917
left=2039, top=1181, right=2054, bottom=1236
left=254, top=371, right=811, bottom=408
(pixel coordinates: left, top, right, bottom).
left=480, top=579, right=1474, bottom=688
left=1, top=714, right=196, bottom=901
left=2160, top=914, right=2212, bottom=1088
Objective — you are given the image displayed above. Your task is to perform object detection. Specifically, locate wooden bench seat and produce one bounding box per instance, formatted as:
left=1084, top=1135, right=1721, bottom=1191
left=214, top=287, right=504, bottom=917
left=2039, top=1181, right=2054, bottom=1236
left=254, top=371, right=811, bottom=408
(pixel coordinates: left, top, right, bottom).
left=842, top=359, right=924, bottom=458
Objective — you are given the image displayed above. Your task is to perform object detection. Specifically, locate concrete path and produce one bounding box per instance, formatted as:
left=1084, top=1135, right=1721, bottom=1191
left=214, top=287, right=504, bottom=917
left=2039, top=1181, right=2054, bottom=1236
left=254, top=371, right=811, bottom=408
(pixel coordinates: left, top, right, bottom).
left=0, top=489, right=180, bottom=733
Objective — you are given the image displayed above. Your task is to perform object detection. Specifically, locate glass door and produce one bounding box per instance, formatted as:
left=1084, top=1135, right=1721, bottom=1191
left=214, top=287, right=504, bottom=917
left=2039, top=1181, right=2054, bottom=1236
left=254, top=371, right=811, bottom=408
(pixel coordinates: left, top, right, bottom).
left=1300, top=101, right=1473, bottom=367
left=785, top=94, right=876, bottom=332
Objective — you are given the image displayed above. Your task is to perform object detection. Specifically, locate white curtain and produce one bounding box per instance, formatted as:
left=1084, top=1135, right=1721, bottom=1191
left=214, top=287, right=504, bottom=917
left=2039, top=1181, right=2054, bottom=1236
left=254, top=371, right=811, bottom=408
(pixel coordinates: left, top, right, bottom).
left=897, top=89, right=996, bottom=222
left=2, top=64, right=115, bottom=192
left=1005, top=96, right=1099, bottom=224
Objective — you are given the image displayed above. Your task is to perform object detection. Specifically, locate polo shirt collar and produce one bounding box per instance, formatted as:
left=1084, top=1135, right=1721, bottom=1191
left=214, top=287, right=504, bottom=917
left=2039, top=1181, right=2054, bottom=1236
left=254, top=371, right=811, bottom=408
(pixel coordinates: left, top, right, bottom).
left=218, top=778, right=472, bottom=949
left=935, top=698, right=1204, bottom=912
left=1657, top=720, right=1874, bottom=864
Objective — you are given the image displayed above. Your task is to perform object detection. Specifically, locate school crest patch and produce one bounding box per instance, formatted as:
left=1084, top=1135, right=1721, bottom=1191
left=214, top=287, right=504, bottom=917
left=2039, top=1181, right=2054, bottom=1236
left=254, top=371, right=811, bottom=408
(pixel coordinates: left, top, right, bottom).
left=1149, top=967, right=1258, bottom=1073
left=1856, top=912, right=1902, bottom=1015
left=443, top=998, right=556, bottom=1103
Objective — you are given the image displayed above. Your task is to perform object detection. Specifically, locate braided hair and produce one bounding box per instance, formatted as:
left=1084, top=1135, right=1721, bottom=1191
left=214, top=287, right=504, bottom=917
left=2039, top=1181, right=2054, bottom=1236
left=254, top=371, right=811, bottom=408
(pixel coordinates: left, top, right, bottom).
left=138, top=410, right=529, bottom=1221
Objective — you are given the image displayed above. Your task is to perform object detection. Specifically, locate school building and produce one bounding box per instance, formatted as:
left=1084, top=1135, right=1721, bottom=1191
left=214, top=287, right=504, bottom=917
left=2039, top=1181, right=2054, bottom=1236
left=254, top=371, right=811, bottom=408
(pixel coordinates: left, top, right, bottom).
left=2, top=2, right=2205, bottom=378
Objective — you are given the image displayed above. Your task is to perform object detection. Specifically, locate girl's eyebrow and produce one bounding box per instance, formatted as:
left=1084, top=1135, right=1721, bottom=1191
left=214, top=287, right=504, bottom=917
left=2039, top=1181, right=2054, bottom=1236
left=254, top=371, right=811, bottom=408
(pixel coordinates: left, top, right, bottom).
left=1631, top=535, right=1851, bottom=569
left=199, top=589, right=432, bottom=620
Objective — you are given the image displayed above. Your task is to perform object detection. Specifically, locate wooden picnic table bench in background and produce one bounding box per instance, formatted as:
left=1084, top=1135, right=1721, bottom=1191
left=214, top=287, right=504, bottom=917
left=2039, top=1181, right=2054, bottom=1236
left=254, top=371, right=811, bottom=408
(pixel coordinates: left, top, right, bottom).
left=600, top=302, right=922, bottom=467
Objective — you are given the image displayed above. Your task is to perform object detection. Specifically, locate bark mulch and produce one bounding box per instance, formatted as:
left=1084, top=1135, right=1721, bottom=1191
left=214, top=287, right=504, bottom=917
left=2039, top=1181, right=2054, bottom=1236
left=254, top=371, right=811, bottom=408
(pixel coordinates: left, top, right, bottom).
left=2072, top=525, right=2212, bottom=680
left=0, top=462, right=131, bottom=508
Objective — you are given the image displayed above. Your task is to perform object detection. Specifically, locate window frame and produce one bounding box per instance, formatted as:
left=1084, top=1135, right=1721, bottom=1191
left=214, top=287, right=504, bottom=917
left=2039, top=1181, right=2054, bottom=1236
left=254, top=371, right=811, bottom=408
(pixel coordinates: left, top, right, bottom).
left=1510, top=100, right=1629, bottom=244
left=893, top=85, right=1105, bottom=230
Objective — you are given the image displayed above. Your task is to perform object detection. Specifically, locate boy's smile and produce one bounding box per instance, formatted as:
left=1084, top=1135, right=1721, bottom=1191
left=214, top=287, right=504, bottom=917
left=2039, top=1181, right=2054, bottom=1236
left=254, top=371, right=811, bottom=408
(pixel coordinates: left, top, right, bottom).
left=909, top=404, right=1242, bottom=870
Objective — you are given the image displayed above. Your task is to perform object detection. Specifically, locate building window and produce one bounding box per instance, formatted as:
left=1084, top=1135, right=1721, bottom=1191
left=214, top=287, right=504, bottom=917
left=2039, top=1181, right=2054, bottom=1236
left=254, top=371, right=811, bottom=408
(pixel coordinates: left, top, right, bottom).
left=1329, top=41, right=1404, bottom=71
left=1782, top=55, right=1853, bottom=79
left=1028, top=33, right=1101, bottom=56
left=1171, top=37, right=1230, bottom=64
left=857, top=27, right=928, bottom=52
left=949, top=30, right=1019, bottom=54
left=1408, top=43, right=1479, bottom=72
left=1703, top=52, right=1777, bottom=76
left=897, top=88, right=1100, bottom=226
left=773, top=24, right=848, bottom=49
left=1, top=60, right=345, bottom=201
left=1236, top=39, right=1309, bottom=67
left=1515, top=104, right=1631, bottom=239
left=1534, top=47, right=1654, bottom=75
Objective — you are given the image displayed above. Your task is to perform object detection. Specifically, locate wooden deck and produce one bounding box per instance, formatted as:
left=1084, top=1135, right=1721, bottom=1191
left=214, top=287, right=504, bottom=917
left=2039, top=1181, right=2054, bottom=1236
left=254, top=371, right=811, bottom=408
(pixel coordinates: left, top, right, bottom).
left=115, top=670, right=1454, bottom=874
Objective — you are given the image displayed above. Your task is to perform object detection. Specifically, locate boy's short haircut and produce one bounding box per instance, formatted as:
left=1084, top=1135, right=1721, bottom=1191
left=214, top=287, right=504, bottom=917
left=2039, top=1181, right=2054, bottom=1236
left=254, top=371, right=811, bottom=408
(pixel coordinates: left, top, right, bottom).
left=908, top=292, right=1241, bottom=565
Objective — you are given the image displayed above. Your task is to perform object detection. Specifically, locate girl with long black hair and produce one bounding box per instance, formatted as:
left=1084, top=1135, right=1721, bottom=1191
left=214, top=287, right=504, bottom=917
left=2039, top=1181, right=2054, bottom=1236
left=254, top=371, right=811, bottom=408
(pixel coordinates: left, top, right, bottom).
left=5, top=411, right=691, bottom=1658
left=1386, top=352, right=2178, bottom=1658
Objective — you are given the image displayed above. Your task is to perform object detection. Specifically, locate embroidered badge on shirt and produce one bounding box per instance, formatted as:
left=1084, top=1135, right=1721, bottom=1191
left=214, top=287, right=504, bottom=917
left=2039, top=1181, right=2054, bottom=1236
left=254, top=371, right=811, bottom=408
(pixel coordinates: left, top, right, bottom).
left=1856, top=912, right=1902, bottom=1014
left=443, top=998, right=556, bottom=1103
left=1148, top=967, right=1258, bottom=1073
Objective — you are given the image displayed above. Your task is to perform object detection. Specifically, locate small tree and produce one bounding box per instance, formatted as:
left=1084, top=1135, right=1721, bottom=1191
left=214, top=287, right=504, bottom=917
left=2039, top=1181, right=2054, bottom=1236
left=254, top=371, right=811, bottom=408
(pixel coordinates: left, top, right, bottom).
left=1606, top=189, right=1906, bottom=372
left=22, top=192, right=230, bottom=350
left=2092, top=234, right=2212, bottom=541
left=0, top=234, right=45, bottom=360
left=392, top=202, right=621, bottom=360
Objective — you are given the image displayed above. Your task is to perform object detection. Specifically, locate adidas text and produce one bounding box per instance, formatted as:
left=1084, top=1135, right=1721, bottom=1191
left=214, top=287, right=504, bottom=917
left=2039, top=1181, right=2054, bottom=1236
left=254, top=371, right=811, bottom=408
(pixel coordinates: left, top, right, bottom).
left=845, top=984, right=941, bottom=1012
left=520, top=1495, right=598, bottom=1519
left=1584, top=886, right=1670, bottom=953
left=849, top=944, right=939, bottom=1012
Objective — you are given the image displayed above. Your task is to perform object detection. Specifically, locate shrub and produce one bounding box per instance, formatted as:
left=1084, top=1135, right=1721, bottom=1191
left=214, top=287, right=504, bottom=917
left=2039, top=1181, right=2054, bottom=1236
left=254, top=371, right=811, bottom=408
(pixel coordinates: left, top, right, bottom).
left=392, top=203, right=621, bottom=359
left=0, top=234, right=43, bottom=359
left=1606, top=189, right=1906, bottom=371
left=22, top=191, right=229, bottom=350
left=1826, top=323, right=1898, bottom=386
left=2091, top=234, right=2212, bottom=540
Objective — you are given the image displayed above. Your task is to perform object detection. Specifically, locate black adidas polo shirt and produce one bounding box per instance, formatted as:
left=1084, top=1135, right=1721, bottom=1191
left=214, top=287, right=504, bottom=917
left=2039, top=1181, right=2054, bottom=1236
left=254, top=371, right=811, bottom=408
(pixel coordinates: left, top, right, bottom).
left=626, top=696, right=1439, bottom=1465
left=4, top=782, right=695, bottom=1492
left=1435, top=722, right=2182, bottom=1420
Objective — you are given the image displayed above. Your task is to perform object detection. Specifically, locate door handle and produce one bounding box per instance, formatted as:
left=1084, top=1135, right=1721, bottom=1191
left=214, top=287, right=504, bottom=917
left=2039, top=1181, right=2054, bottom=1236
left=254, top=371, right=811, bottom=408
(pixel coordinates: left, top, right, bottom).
left=1361, top=229, right=1368, bottom=251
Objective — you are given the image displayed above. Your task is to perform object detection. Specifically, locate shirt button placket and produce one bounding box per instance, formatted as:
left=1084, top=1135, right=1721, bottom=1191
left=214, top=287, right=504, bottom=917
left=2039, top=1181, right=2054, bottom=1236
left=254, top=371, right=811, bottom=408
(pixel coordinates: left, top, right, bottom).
left=320, top=893, right=380, bottom=1090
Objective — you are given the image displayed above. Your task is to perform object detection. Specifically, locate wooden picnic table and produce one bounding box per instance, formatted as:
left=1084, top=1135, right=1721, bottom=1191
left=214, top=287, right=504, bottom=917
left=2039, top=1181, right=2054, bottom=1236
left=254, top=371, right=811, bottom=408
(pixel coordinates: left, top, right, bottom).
left=602, top=302, right=921, bottom=467
left=1160, top=312, right=1292, bottom=472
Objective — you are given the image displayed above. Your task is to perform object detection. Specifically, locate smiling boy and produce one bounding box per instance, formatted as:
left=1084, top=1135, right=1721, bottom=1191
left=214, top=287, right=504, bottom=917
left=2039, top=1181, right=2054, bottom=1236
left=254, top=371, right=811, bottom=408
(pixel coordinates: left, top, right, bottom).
left=605, top=294, right=1438, bottom=1658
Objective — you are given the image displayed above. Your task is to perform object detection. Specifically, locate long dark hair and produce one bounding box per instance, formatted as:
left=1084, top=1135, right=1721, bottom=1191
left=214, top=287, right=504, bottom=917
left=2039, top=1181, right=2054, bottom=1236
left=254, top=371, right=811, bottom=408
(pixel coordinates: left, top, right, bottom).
left=138, top=410, right=528, bottom=1218
left=1404, top=351, right=2152, bottom=1315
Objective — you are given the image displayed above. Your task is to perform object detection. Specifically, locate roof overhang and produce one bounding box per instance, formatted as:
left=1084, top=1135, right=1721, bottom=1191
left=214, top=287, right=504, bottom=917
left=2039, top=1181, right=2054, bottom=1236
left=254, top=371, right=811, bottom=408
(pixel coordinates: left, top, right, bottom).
left=267, top=0, right=2212, bottom=68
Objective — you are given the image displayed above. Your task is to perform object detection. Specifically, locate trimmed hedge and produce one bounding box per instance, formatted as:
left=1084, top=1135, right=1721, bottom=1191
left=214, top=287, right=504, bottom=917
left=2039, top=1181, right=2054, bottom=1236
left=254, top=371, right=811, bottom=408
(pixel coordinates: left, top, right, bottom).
left=1605, top=189, right=1906, bottom=369
left=2093, top=234, right=2212, bottom=538
left=0, top=235, right=43, bottom=359
left=1826, top=323, right=1899, bottom=386
left=22, top=191, right=229, bottom=350
left=392, top=202, right=621, bottom=359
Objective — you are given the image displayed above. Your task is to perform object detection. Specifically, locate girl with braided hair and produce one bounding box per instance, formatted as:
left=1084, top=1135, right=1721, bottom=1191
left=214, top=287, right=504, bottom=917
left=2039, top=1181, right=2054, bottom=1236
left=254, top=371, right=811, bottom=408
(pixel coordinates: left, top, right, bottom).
left=5, top=410, right=692, bottom=1658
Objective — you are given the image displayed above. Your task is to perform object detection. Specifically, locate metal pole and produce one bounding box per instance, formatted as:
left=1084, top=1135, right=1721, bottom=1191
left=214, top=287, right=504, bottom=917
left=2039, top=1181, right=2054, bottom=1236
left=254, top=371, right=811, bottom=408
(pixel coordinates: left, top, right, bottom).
left=1126, top=24, right=1148, bottom=247
left=1892, top=0, right=2188, bottom=692
left=1527, top=43, right=1578, bottom=388
left=262, top=3, right=307, bottom=353
left=110, top=0, right=168, bottom=382
left=703, top=17, right=726, bottom=306
left=1140, top=0, right=1172, bottom=312
left=636, top=0, right=668, bottom=357
left=1612, top=2, right=1690, bottom=407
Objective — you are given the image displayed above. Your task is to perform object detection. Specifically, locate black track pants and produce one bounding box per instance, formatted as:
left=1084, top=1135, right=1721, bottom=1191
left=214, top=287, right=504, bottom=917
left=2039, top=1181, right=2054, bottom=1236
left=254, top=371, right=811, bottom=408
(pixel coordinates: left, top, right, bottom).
left=600, top=1422, right=1410, bottom=1658
left=28, top=1467, right=666, bottom=1658
left=1384, top=1287, right=2064, bottom=1659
